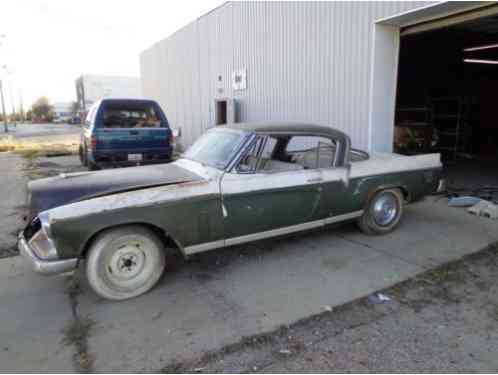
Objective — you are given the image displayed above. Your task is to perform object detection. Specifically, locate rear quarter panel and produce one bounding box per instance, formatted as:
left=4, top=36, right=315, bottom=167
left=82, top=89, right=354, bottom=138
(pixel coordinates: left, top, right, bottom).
left=342, top=166, right=441, bottom=214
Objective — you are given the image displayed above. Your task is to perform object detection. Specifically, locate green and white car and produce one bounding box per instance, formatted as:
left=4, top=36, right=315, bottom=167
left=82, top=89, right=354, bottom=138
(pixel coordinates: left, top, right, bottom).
left=19, top=122, right=443, bottom=300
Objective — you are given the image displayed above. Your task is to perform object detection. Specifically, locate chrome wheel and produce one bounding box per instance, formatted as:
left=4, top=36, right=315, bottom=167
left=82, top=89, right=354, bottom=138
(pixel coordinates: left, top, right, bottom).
left=372, top=192, right=399, bottom=226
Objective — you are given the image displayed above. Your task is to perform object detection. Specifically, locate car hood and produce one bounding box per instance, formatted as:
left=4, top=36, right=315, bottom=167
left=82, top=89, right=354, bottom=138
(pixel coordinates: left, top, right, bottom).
left=27, top=163, right=203, bottom=219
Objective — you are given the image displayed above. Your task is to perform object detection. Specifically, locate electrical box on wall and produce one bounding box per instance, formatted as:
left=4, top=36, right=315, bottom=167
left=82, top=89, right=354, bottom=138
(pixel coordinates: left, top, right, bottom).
left=232, top=68, right=247, bottom=91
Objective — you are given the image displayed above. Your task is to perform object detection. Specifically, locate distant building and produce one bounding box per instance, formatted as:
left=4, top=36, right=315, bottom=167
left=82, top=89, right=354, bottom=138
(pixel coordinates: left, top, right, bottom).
left=52, top=102, right=73, bottom=123
left=75, top=74, right=141, bottom=116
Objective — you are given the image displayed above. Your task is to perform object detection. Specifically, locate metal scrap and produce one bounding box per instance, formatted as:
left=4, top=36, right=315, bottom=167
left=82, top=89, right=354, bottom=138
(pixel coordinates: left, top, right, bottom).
left=467, top=200, right=498, bottom=220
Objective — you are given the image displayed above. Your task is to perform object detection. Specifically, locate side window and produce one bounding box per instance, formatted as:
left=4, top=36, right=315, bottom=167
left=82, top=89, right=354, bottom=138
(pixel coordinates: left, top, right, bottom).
left=237, top=136, right=265, bottom=173
left=286, top=136, right=336, bottom=169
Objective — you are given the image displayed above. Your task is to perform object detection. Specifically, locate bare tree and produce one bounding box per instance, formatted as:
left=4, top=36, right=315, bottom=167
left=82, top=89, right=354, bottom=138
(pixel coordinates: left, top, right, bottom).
left=31, top=96, right=54, bottom=122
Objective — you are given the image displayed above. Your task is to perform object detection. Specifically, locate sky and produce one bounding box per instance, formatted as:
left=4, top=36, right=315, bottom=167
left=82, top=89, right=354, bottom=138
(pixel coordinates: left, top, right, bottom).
left=0, top=0, right=224, bottom=112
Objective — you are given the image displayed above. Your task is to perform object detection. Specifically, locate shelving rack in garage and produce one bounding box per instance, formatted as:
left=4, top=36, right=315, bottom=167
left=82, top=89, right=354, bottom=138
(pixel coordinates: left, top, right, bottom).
left=431, top=96, right=470, bottom=161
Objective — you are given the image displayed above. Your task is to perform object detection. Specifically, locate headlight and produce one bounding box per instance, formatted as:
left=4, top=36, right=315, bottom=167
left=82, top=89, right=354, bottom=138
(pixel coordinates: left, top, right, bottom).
left=29, top=212, right=57, bottom=260
left=28, top=229, right=57, bottom=260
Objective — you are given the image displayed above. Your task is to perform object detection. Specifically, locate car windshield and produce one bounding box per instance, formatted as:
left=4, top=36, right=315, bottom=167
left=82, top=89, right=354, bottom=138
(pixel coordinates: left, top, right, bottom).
left=183, top=130, right=247, bottom=170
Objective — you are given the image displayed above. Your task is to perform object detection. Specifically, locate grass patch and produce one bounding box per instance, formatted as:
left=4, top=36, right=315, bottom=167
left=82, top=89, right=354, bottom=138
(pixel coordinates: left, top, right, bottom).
left=0, top=135, right=77, bottom=159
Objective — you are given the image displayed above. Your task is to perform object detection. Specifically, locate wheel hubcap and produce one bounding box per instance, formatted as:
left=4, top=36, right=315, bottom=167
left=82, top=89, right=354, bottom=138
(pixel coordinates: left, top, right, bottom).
left=108, top=242, right=146, bottom=280
left=373, top=193, right=398, bottom=226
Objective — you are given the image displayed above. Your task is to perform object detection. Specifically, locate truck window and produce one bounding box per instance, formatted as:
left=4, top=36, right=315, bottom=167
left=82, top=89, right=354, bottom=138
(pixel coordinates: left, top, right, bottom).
left=102, top=103, right=162, bottom=129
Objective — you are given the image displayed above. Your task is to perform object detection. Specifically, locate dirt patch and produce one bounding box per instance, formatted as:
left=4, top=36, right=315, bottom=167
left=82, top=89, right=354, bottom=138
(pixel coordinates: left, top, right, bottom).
left=160, top=244, right=498, bottom=373
left=0, top=244, right=19, bottom=258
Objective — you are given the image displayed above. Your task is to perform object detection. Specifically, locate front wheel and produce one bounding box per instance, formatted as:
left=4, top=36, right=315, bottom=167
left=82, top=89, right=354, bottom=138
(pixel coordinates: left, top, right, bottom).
left=86, top=225, right=166, bottom=300
left=357, top=188, right=404, bottom=235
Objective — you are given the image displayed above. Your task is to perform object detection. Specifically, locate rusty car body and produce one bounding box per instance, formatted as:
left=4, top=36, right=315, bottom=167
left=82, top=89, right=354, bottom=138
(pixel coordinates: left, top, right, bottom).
left=19, top=122, right=443, bottom=300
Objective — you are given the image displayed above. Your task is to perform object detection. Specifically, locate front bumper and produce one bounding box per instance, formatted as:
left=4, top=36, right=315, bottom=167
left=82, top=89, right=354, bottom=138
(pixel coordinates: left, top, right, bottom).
left=18, top=233, right=78, bottom=275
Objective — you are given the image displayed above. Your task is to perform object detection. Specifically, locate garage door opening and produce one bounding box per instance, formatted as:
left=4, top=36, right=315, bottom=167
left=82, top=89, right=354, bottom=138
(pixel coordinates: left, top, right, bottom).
left=394, top=12, right=498, bottom=191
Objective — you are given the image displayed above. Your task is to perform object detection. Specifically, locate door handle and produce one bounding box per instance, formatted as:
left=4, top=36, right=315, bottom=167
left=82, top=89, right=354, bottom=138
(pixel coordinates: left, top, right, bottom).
left=130, top=130, right=139, bottom=135
left=307, top=177, right=323, bottom=183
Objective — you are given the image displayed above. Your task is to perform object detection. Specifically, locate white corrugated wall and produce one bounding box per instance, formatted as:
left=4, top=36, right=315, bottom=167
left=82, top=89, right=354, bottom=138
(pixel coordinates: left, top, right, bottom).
left=140, top=1, right=429, bottom=148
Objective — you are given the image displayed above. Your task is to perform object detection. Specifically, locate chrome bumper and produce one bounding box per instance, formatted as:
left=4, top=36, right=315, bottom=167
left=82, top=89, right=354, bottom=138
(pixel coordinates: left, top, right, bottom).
left=18, top=233, right=78, bottom=275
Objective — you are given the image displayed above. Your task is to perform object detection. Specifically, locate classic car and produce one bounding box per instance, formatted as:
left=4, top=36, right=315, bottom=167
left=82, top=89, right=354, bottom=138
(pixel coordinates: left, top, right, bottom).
left=19, top=122, right=443, bottom=300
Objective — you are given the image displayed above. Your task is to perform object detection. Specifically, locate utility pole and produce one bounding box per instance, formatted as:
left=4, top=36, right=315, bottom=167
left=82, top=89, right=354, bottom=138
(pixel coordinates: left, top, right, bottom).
left=0, top=35, right=6, bottom=131
left=0, top=80, right=8, bottom=133
left=8, top=80, right=16, bottom=126
left=18, top=89, right=24, bottom=123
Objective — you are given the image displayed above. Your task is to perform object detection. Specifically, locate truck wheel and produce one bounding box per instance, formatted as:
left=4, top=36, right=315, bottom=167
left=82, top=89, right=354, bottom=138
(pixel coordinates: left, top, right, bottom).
left=79, top=145, right=87, bottom=166
left=357, top=188, right=404, bottom=235
left=86, top=225, right=166, bottom=300
left=87, top=162, right=99, bottom=171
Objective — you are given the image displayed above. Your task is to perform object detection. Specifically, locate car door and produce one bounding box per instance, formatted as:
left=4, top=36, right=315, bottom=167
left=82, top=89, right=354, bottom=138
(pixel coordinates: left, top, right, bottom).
left=220, top=136, right=323, bottom=243
left=312, top=142, right=357, bottom=222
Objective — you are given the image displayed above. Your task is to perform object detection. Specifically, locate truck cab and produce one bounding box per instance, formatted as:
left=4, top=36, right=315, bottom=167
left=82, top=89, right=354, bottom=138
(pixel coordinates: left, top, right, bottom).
left=79, top=98, right=173, bottom=170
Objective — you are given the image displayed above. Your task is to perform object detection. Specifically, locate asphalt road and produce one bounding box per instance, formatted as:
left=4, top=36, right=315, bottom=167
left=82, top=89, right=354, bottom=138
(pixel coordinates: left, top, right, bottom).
left=0, top=123, right=81, bottom=139
left=0, top=152, right=497, bottom=372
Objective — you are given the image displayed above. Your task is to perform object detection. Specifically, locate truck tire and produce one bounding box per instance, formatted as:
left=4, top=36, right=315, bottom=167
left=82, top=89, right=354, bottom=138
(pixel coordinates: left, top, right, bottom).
left=79, top=145, right=87, bottom=166
left=357, top=188, right=404, bottom=235
left=86, top=225, right=166, bottom=300
left=87, top=162, right=99, bottom=171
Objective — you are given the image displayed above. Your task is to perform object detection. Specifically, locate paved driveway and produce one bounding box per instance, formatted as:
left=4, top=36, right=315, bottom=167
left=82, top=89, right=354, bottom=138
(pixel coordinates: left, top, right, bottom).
left=0, top=123, right=80, bottom=139
left=1, top=151, right=496, bottom=372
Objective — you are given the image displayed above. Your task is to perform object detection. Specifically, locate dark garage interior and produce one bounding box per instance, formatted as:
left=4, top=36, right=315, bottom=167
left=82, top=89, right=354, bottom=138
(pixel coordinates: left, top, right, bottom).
left=394, top=12, right=498, bottom=194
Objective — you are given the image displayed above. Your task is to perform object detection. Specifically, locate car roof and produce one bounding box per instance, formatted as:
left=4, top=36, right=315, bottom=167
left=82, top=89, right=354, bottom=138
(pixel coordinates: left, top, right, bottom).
left=223, top=121, right=349, bottom=140
left=99, top=97, right=156, bottom=103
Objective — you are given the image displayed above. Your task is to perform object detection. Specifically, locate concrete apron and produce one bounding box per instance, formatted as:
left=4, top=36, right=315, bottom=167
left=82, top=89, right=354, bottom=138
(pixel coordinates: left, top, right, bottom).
left=1, top=197, right=497, bottom=371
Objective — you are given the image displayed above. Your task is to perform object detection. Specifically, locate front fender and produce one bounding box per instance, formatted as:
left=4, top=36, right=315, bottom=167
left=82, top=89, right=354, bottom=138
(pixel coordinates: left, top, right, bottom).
left=49, top=192, right=223, bottom=259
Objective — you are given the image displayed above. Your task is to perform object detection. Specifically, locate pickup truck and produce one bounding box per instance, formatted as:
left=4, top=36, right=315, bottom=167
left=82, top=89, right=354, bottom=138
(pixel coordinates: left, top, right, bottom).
left=79, top=98, right=173, bottom=170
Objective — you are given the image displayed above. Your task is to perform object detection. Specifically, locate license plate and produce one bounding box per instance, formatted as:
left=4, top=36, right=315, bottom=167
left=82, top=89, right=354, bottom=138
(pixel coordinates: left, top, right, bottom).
left=128, top=154, right=142, bottom=161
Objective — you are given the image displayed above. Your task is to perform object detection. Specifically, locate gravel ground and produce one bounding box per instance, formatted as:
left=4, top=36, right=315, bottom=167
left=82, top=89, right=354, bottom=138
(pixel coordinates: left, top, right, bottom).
left=0, top=152, right=84, bottom=258
left=164, top=245, right=498, bottom=373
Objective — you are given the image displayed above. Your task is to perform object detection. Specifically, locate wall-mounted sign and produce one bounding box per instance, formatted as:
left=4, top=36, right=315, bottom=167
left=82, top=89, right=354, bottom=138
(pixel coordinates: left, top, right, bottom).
left=216, top=74, right=224, bottom=94
left=232, top=68, right=247, bottom=91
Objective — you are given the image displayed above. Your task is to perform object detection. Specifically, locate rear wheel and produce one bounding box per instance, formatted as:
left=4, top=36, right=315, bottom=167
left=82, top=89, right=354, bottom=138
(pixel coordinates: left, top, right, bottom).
left=86, top=225, right=166, bottom=300
left=79, top=145, right=87, bottom=166
left=87, top=161, right=99, bottom=171
left=357, top=188, right=404, bottom=235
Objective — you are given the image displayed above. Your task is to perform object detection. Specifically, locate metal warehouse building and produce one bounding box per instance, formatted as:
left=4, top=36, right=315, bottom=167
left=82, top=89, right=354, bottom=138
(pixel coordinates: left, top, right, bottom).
left=140, top=0, right=498, bottom=178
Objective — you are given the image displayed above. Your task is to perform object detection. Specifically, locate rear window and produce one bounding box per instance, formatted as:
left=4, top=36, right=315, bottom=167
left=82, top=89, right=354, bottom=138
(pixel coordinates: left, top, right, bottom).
left=102, top=102, right=164, bottom=129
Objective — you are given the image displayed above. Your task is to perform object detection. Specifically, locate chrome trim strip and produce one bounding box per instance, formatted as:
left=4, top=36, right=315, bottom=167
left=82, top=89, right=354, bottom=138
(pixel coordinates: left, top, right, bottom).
left=184, top=240, right=225, bottom=255
left=225, top=219, right=325, bottom=247
left=324, top=210, right=364, bottom=225
left=183, top=210, right=364, bottom=255
left=18, top=233, right=78, bottom=275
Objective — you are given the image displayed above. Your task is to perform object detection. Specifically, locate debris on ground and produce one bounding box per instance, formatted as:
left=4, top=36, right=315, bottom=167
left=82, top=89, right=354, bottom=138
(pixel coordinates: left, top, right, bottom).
left=161, top=245, right=498, bottom=373
left=447, top=196, right=481, bottom=207
left=278, top=349, right=292, bottom=355
left=367, top=292, right=391, bottom=304
left=468, top=200, right=498, bottom=220
left=444, top=185, right=498, bottom=204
